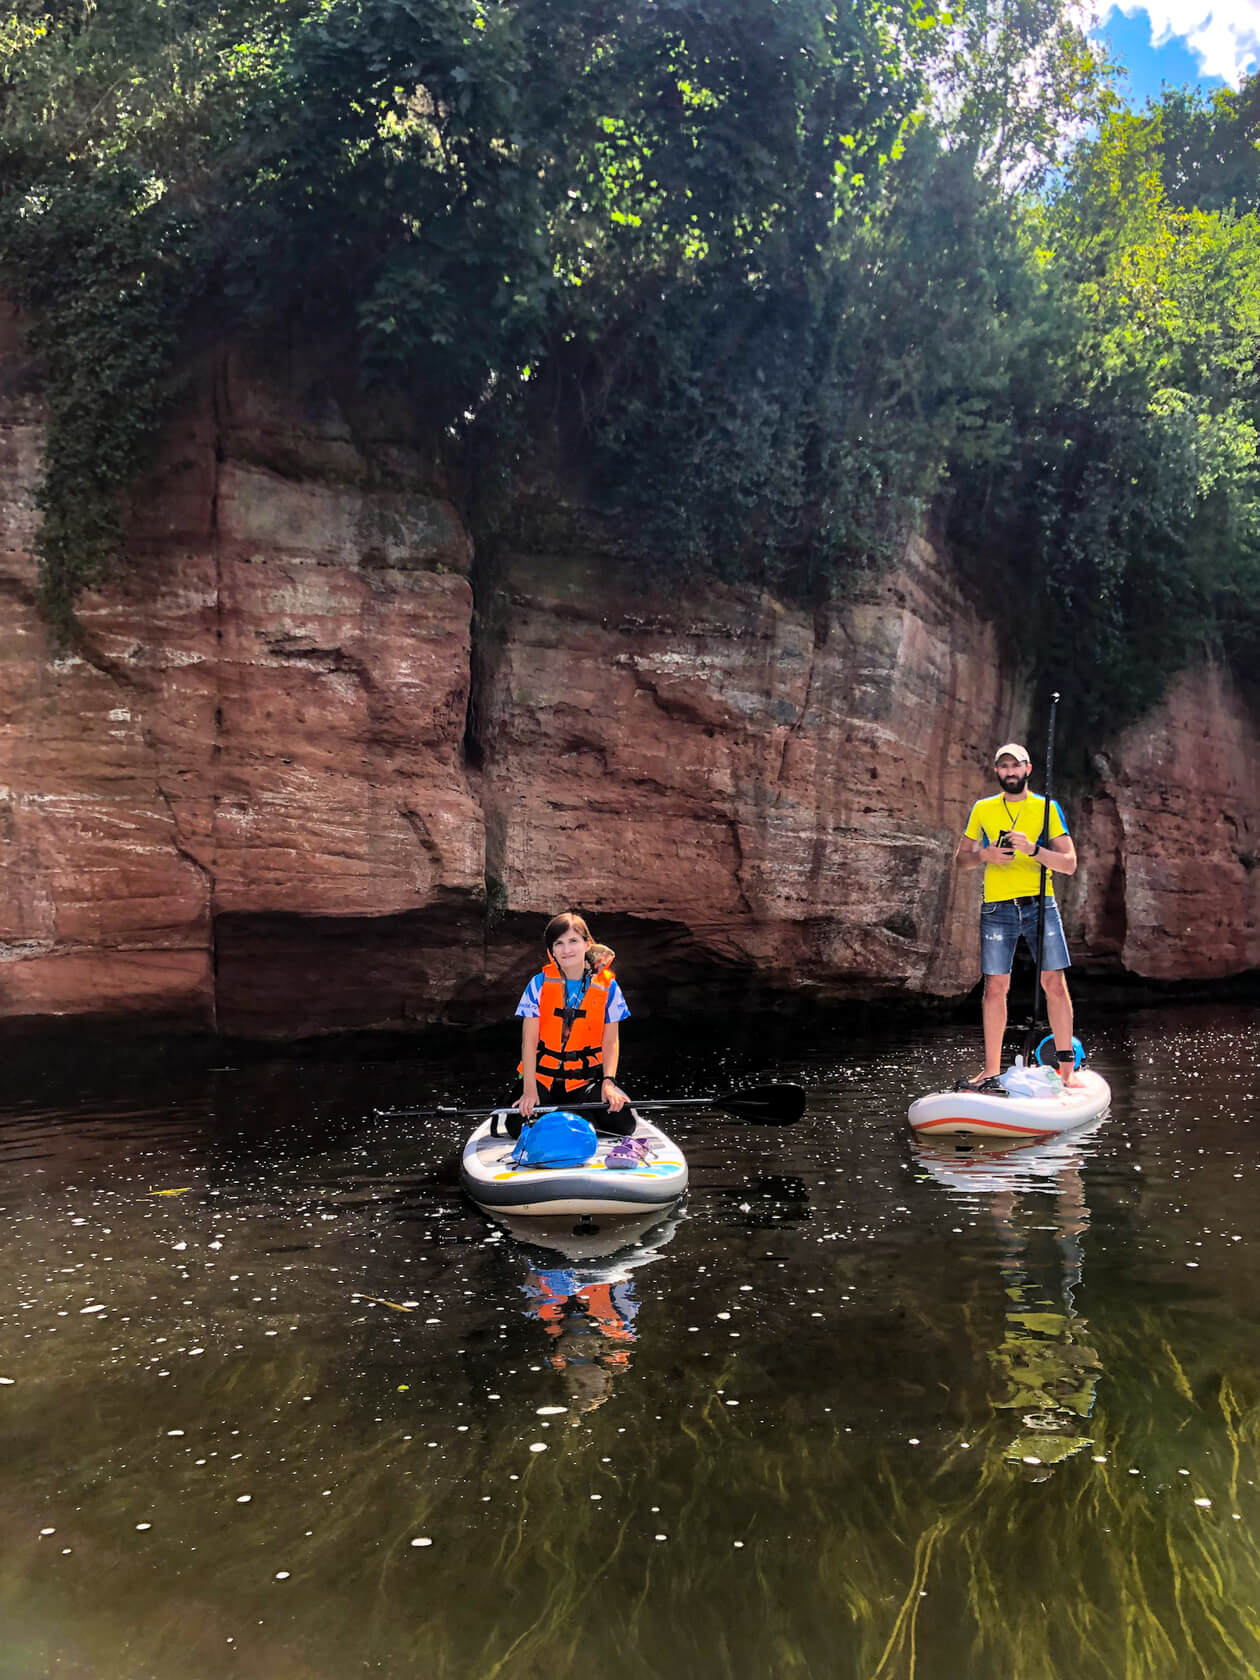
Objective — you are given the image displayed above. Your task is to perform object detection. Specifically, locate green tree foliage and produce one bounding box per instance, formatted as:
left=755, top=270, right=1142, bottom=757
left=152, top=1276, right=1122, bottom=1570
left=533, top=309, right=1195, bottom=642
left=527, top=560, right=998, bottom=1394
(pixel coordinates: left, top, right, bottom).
left=494, top=0, right=1107, bottom=586
left=0, top=0, right=312, bottom=620
left=0, top=0, right=1107, bottom=619
left=0, top=0, right=943, bottom=622
left=1156, top=76, right=1260, bottom=214
left=947, top=82, right=1260, bottom=748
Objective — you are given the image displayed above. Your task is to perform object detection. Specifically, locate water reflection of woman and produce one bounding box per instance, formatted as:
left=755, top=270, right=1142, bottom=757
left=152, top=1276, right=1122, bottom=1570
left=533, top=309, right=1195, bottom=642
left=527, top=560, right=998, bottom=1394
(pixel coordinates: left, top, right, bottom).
left=497, top=1211, right=679, bottom=1413
left=521, top=1268, right=641, bottom=1410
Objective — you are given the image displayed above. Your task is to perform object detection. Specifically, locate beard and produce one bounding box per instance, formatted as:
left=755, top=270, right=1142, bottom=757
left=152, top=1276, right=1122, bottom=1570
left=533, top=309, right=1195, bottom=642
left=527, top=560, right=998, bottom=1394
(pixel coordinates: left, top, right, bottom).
left=998, top=771, right=1030, bottom=794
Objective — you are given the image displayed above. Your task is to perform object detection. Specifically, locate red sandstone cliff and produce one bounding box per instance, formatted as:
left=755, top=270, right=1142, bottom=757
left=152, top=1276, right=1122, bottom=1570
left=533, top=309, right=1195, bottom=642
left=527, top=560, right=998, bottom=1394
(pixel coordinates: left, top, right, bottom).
left=1070, top=666, right=1260, bottom=982
left=1, top=321, right=1256, bottom=1033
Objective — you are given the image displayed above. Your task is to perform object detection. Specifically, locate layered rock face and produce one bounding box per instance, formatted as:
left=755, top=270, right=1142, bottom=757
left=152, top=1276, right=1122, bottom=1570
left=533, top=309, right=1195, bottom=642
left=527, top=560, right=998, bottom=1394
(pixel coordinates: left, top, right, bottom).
left=0, top=321, right=482, bottom=1033
left=1070, top=666, right=1260, bottom=980
left=474, top=542, right=1019, bottom=1003
left=1, top=319, right=1255, bottom=1034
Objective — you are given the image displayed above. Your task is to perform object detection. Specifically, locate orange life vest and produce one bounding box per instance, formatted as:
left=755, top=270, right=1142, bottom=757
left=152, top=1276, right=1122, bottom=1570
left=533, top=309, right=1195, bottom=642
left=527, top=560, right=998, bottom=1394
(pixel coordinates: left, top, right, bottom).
left=520, top=959, right=614, bottom=1092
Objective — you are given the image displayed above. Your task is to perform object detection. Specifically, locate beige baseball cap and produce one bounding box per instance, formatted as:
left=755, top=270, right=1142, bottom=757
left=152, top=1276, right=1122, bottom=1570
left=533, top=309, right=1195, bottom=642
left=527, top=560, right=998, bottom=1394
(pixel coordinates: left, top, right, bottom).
left=993, top=741, right=1031, bottom=765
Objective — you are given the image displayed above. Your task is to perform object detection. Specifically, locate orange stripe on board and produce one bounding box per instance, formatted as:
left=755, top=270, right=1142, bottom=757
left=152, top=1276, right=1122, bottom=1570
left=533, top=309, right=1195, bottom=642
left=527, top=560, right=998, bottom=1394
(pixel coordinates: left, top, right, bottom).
left=913, top=1115, right=1046, bottom=1134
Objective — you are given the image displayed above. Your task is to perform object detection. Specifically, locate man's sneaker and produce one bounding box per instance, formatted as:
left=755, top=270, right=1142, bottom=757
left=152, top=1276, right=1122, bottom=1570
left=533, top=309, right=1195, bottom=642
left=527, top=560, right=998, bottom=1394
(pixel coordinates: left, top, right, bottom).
left=952, top=1074, right=1009, bottom=1096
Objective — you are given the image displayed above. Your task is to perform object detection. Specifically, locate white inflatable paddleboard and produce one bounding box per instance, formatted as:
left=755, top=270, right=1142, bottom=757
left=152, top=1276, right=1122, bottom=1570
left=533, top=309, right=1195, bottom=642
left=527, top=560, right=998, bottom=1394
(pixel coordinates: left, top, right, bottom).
left=459, top=1110, right=688, bottom=1216
left=908, top=1068, right=1111, bottom=1139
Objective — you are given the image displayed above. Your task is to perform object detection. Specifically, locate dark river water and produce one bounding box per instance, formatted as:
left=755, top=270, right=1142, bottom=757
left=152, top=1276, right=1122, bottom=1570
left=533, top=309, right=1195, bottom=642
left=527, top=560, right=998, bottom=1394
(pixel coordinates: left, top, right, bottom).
left=1, top=1001, right=1258, bottom=1680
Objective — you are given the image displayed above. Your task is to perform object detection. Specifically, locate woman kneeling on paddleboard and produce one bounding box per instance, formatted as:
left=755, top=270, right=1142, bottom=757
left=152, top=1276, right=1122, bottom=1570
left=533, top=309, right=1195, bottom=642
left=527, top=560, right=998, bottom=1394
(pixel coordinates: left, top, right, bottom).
left=515, top=912, right=634, bottom=1135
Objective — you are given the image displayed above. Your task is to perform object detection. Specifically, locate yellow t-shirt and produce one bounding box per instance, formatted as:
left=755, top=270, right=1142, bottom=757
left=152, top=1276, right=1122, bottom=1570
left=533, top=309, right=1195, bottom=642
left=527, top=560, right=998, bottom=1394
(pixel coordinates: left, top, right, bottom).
left=964, top=793, right=1068, bottom=902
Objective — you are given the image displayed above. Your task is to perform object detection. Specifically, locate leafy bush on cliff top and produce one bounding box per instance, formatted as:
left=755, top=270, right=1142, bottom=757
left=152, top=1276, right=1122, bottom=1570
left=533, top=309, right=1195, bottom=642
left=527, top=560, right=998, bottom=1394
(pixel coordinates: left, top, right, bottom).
left=0, top=0, right=940, bottom=623
left=0, top=0, right=1098, bottom=604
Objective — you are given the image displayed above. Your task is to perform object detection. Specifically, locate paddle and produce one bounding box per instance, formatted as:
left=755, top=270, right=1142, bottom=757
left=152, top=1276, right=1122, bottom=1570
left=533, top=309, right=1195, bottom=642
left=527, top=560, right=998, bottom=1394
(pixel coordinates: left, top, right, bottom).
left=376, top=1081, right=806, bottom=1126
left=1021, top=690, right=1060, bottom=1066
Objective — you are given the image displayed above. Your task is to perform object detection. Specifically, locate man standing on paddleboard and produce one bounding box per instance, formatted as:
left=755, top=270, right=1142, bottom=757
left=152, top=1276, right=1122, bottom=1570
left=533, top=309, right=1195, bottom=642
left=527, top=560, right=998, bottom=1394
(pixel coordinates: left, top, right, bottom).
left=954, top=742, right=1080, bottom=1090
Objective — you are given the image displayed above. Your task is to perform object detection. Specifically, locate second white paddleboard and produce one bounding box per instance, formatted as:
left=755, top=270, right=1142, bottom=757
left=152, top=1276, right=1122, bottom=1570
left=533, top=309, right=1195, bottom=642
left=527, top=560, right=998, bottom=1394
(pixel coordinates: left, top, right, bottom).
left=908, top=1068, right=1111, bottom=1139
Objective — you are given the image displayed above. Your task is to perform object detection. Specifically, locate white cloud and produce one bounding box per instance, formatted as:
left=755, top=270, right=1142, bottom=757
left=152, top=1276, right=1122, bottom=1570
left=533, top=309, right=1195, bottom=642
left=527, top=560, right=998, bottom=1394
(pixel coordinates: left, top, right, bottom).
left=1111, top=1, right=1260, bottom=86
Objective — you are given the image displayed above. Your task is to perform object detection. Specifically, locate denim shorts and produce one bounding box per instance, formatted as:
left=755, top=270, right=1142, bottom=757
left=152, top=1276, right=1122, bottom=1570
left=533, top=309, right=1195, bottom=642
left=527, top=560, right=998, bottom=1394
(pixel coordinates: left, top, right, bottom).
left=980, top=897, right=1071, bottom=976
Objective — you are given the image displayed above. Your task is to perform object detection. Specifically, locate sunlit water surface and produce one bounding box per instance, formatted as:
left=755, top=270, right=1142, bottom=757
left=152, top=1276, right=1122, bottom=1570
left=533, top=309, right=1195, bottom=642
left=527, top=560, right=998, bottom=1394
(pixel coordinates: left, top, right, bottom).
left=1, top=1004, right=1258, bottom=1680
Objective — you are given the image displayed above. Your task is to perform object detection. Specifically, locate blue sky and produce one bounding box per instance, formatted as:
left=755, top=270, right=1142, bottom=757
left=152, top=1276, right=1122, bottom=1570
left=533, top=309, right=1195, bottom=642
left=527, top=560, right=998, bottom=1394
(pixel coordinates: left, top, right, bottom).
left=1093, top=3, right=1260, bottom=108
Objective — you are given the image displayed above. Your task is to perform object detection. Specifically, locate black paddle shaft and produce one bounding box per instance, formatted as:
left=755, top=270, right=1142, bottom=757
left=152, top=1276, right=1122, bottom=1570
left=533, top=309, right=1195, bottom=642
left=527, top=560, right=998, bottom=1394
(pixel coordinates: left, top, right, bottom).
left=1023, top=691, right=1060, bottom=1066
left=375, top=1081, right=806, bottom=1126
left=563, top=1084, right=806, bottom=1125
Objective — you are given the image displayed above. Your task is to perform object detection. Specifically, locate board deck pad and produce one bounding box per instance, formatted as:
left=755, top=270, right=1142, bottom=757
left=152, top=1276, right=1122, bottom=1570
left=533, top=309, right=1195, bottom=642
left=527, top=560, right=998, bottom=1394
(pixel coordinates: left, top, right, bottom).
left=460, top=1110, right=689, bottom=1215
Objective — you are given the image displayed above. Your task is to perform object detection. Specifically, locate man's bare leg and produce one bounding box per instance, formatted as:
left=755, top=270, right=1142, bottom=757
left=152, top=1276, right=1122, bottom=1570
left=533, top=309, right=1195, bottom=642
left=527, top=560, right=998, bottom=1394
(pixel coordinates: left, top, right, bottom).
left=982, top=972, right=1011, bottom=1077
left=1041, top=970, right=1078, bottom=1085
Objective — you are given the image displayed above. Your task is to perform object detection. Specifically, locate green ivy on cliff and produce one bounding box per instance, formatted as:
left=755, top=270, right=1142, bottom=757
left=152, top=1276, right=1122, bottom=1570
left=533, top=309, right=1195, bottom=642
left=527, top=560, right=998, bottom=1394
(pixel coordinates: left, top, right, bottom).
left=0, top=0, right=299, bottom=625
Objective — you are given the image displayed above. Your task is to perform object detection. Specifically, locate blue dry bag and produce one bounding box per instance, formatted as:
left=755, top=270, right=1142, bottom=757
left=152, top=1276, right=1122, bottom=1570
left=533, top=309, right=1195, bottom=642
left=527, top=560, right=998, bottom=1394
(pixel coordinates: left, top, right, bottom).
left=510, top=1112, right=598, bottom=1169
left=1034, top=1033, right=1085, bottom=1070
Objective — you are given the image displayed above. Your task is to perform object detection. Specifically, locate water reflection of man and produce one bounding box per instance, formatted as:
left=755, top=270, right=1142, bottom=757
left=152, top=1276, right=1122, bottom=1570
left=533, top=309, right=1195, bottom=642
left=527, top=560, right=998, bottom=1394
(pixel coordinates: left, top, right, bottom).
left=915, top=1131, right=1103, bottom=1472
left=988, top=1162, right=1102, bottom=1470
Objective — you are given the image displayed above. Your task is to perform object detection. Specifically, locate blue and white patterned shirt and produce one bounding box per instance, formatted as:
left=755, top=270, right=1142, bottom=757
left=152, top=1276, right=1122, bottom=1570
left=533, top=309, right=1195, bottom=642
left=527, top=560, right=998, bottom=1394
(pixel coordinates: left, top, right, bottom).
left=515, top=972, right=631, bottom=1022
